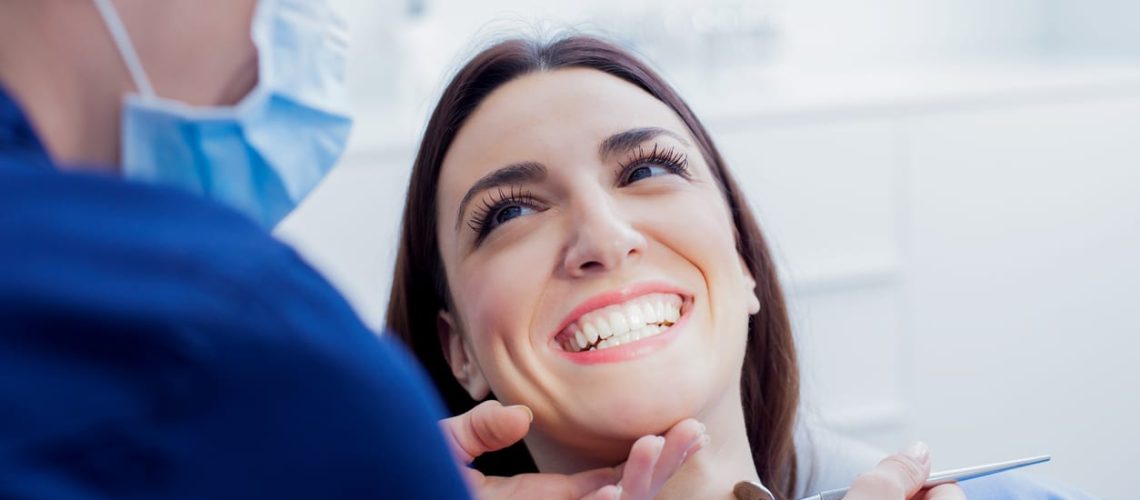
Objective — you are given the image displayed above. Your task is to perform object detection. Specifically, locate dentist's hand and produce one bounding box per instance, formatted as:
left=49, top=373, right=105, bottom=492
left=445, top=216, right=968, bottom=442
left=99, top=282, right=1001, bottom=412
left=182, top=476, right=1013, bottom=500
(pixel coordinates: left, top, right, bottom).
left=843, top=442, right=966, bottom=500
left=439, top=400, right=707, bottom=500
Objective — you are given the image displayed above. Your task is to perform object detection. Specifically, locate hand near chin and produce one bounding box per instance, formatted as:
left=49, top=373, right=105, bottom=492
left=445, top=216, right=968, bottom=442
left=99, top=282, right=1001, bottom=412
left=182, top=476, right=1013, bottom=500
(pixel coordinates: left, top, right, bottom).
left=439, top=400, right=708, bottom=499
left=842, top=443, right=965, bottom=500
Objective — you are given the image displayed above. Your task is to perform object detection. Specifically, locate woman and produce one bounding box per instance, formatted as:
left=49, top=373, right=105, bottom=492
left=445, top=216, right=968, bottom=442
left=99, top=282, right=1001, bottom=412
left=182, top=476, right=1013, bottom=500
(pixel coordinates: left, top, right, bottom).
left=387, top=35, right=963, bottom=500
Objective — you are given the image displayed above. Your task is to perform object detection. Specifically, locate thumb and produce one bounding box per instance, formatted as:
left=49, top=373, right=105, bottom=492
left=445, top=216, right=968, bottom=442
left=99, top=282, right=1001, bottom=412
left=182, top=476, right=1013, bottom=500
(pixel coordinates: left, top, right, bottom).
left=844, top=442, right=932, bottom=500
left=439, top=400, right=533, bottom=464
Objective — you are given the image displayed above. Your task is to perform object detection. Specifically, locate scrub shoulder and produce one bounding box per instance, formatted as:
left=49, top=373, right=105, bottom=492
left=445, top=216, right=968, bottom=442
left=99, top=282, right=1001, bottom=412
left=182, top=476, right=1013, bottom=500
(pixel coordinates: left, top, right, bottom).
left=0, top=165, right=470, bottom=499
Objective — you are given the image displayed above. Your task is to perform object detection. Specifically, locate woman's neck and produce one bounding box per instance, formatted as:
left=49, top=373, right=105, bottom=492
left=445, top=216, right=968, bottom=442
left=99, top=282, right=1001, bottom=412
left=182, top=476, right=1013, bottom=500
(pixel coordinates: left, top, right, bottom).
left=526, top=385, right=762, bottom=499
left=656, top=388, right=760, bottom=500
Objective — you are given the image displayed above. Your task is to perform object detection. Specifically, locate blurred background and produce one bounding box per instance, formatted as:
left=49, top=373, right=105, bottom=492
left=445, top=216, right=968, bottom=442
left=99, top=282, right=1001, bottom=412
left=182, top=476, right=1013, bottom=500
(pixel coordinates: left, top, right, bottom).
left=276, top=0, right=1140, bottom=497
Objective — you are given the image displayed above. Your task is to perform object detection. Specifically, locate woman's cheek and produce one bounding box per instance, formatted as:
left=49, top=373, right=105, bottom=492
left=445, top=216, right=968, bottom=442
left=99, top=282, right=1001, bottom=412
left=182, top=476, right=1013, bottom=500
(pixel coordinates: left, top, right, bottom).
left=651, top=189, right=737, bottom=254
left=649, top=189, right=748, bottom=316
left=459, top=238, right=551, bottom=345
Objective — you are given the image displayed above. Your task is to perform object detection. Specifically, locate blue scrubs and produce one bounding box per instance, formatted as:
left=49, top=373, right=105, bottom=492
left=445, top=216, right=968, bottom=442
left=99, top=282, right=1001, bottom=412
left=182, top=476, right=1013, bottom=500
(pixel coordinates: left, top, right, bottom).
left=0, top=88, right=470, bottom=499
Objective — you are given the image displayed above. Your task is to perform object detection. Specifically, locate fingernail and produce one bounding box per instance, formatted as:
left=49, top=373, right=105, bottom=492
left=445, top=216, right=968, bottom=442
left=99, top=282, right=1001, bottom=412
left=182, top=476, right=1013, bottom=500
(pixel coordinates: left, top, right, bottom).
left=682, top=433, right=710, bottom=463
left=904, top=441, right=930, bottom=464
left=612, top=485, right=623, bottom=499
left=509, top=405, right=533, bottom=422
left=687, top=433, right=711, bottom=454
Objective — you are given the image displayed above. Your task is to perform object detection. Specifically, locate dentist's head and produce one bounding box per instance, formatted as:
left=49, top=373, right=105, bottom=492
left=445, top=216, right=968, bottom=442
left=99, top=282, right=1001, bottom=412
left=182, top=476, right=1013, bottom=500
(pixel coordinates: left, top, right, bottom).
left=0, top=0, right=352, bottom=227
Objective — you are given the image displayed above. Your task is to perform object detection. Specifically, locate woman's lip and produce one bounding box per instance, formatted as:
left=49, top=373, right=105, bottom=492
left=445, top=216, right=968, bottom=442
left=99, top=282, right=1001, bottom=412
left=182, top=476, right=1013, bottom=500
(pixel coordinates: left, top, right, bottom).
left=549, top=281, right=693, bottom=346
left=555, top=305, right=691, bottom=364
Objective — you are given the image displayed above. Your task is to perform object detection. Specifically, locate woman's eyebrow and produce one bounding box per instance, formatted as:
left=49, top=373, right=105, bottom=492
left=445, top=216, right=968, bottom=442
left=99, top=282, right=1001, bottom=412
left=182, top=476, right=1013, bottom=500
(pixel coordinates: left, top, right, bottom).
left=455, top=161, right=547, bottom=230
left=598, top=127, right=691, bottom=158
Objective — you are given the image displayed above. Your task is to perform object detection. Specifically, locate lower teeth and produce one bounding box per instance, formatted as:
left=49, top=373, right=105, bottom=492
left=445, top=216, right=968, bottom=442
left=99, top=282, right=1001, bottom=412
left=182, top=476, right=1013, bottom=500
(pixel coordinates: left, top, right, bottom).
left=579, top=322, right=672, bottom=352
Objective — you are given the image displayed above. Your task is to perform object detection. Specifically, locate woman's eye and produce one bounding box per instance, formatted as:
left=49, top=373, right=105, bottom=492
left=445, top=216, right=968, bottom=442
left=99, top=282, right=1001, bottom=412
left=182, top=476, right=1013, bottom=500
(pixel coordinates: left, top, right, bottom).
left=625, top=164, right=670, bottom=184
left=489, top=204, right=535, bottom=230
left=618, top=144, right=690, bottom=186
left=469, top=188, right=544, bottom=244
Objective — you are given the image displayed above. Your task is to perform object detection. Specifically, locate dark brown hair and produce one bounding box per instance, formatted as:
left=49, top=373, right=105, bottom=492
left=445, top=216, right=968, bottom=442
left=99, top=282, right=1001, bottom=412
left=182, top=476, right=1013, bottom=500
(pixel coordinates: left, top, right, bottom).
left=386, top=35, right=800, bottom=499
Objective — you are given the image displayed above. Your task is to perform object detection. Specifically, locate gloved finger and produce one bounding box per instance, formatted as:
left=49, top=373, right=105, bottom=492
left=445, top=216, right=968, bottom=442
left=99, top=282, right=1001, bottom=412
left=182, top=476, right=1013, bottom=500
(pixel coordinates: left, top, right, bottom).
left=477, top=467, right=620, bottom=500
left=618, top=435, right=665, bottom=499
left=439, top=400, right=532, bottom=463
left=650, top=418, right=706, bottom=492
left=843, top=442, right=932, bottom=500
left=579, top=484, right=623, bottom=500
left=564, top=467, right=623, bottom=498
left=463, top=467, right=486, bottom=491
left=918, top=483, right=967, bottom=500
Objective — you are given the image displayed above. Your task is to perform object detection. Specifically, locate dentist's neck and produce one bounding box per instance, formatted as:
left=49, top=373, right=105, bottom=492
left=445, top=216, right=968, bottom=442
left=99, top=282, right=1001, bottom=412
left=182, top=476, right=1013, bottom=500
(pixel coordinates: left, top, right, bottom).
left=0, top=0, right=259, bottom=173
left=0, top=1, right=127, bottom=171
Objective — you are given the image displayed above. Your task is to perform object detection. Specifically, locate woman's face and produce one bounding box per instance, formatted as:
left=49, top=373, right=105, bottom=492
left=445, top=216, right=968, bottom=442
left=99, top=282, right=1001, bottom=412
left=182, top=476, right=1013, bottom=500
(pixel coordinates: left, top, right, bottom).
left=435, top=68, right=760, bottom=462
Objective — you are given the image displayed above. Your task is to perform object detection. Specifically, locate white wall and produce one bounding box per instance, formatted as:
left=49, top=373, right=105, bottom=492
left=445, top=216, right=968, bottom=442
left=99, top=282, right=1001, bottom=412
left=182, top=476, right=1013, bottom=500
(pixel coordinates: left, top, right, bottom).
left=902, top=93, right=1140, bottom=498
left=1041, top=0, right=1140, bottom=58
left=699, top=68, right=1140, bottom=498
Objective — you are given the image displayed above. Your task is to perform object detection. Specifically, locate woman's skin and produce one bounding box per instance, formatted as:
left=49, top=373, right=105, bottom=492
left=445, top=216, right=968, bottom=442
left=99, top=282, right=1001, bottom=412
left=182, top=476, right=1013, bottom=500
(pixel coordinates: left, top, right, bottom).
left=435, top=67, right=760, bottom=498
left=431, top=67, right=965, bottom=499
left=441, top=401, right=706, bottom=499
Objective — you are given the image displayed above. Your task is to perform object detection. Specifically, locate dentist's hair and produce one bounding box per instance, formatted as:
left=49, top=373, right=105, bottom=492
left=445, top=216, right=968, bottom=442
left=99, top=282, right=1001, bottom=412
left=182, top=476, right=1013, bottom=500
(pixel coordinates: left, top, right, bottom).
left=386, top=34, right=800, bottom=499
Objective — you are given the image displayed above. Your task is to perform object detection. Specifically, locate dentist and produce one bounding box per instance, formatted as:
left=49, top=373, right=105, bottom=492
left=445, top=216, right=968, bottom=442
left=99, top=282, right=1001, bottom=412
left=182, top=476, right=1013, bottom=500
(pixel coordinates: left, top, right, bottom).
left=0, top=0, right=468, bottom=497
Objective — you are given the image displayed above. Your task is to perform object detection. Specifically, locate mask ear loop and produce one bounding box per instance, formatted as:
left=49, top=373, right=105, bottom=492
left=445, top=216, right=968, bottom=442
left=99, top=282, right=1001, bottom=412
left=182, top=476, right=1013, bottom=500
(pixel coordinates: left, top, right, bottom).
left=91, top=0, right=156, bottom=99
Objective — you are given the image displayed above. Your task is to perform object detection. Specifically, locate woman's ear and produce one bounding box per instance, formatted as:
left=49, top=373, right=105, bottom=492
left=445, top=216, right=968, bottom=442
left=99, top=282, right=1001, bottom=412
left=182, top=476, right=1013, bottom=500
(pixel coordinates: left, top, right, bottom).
left=438, top=311, right=491, bottom=401
left=740, top=258, right=761, bottom=315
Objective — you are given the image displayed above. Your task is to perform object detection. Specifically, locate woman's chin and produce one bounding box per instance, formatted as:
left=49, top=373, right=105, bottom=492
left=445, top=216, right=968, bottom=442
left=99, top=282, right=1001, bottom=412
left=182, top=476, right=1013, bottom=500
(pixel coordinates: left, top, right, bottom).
left=565, top=398, right=697, bottom=441
left=538, top=412, right=689, bottom=467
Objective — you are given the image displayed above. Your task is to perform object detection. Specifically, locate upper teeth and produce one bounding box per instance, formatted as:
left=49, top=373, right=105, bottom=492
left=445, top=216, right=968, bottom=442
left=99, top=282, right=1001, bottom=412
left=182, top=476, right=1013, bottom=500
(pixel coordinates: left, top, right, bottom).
left=563, top=293, right=682, bottom=352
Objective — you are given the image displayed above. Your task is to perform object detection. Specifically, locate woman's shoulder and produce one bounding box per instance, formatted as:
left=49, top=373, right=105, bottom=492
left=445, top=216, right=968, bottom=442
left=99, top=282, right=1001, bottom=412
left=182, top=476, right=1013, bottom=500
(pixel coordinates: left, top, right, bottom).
left=793, top=418, right=882, bottom=496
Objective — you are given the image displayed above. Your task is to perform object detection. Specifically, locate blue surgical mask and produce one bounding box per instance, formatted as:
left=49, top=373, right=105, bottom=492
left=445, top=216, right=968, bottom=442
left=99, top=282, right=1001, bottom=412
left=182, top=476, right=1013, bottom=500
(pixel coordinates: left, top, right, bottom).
left=92, top=0, right=353, bottom=228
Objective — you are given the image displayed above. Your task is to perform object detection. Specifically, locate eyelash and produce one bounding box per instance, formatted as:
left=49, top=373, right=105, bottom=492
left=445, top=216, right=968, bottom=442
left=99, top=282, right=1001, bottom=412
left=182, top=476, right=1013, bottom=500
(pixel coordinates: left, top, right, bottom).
left=617, top=143, right=691, bottom=184
left=467, top=143, right=692, bottom=243
left=467, top=185, right=542, bottom=243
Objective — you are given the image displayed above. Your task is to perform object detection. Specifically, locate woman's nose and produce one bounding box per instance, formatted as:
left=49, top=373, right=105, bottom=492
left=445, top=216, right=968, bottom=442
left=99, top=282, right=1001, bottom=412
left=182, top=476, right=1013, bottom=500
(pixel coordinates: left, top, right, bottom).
left=562, top=198, right=647, bottom=277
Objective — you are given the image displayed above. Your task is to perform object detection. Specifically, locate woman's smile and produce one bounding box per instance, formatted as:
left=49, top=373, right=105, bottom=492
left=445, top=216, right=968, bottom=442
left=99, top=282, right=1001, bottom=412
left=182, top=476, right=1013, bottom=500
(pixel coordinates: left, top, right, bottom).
left=550, top=282, right=695, bottom=363
left=557, top=293, right=682, bottom=353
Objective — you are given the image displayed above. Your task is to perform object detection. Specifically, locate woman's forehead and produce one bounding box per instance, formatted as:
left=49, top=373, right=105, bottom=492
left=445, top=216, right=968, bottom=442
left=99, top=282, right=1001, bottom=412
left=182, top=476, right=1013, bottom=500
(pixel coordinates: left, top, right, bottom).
left=444, top=68, right=691, bottom=173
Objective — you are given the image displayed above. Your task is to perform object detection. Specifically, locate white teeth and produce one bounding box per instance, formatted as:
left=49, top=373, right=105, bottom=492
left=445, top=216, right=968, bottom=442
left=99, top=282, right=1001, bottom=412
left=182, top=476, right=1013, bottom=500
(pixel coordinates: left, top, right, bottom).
left=639, top=302, right=656, bottom=324
left=583, top=322, right=600, bottom=344
left=562, top=293, right=684, bottom=352
left=624, top=303, right=643, bottom=329
left=593, top=317, right=612, bottom=341
left=606, top=311, right=629, bottom=340
left=574, top=327, right=587, bottom=350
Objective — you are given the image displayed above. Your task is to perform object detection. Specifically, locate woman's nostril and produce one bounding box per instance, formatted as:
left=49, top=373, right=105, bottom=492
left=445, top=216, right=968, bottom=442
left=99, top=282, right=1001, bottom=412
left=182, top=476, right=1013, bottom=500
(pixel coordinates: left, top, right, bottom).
left=580, top=261, right=604, bottom=272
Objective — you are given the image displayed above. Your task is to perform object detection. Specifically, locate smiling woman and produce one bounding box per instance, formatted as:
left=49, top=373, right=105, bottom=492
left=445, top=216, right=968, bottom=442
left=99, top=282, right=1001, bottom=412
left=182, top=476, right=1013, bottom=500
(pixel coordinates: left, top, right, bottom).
left=385, top=35, right=803, bottom=499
